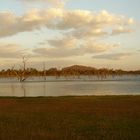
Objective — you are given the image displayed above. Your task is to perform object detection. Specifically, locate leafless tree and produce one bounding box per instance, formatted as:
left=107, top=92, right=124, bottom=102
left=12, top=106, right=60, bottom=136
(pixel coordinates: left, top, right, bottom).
left=12, top=56, right=29, bottom=82
left=43, top=62, right=47, bottom=81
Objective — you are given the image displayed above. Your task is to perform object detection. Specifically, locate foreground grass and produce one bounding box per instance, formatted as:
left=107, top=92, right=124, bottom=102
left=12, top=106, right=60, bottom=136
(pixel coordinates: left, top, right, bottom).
left=0, top=96, right=140, bottom=140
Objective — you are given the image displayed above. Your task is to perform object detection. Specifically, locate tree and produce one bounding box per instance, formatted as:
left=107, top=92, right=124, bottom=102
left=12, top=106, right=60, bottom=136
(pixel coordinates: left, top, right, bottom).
left=43, top=62, right=47, bottom=81
left=12, top=56, right=29, bottom=82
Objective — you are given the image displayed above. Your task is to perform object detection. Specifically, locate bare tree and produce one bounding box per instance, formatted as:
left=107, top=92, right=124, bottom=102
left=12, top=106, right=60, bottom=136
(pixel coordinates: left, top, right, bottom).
left=43, top=62, right=47, bottom=81
left=12, top=56, right=29, bottom=82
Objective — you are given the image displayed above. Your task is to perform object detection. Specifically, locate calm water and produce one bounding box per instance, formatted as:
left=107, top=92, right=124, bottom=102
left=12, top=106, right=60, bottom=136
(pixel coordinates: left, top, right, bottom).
left=0, top=76, right=140, bottom=97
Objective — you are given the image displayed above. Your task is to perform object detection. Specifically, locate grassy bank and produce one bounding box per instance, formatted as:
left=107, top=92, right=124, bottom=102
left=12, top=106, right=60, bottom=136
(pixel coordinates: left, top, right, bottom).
left=0, top=96, right=140, bottom=140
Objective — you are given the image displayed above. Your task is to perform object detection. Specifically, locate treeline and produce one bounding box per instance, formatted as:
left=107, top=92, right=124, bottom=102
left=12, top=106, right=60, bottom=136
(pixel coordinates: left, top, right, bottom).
left=0, top=65, right=140, bottom=78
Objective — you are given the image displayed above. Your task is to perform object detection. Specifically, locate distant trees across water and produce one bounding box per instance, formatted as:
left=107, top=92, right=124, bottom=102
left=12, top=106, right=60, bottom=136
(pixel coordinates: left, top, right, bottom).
left=0, top=65, right=139, bottom=82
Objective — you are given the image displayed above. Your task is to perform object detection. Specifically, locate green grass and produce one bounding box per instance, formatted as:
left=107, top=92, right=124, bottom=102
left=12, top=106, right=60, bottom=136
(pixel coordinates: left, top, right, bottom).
left=0, top=96, right=140, bottom=140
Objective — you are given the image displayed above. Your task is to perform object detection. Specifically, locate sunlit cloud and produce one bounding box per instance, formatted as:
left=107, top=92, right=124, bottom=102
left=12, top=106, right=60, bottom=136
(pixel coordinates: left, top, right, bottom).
left=112, top=26, right=133, bottom=35
left=33, top=38, right=118, bottom=58
left=92, top=53, right=132, bottom=60
left=16, top=0, right=66, bottom=8
left=0, top=43, right=26, bottom=58
left=0, top=0, right=138, bottom=70
left=0, top=9, right=134, bottom=38
left=0, top=38, right=118, bottom=60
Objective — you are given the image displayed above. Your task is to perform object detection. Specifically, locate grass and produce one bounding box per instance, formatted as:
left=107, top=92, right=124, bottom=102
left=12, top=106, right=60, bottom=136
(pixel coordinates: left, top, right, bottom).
left=0, top=96, right=140, bottom=140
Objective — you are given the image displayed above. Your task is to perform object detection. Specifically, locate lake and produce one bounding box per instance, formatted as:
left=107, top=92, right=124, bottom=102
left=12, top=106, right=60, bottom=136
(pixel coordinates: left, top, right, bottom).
left=0, top=75, right=140, bottom=97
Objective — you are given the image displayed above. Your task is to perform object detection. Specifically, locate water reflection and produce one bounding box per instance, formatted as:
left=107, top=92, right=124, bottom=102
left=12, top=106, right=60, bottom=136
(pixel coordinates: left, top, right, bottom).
left=0, top=80, right=140, bottom=97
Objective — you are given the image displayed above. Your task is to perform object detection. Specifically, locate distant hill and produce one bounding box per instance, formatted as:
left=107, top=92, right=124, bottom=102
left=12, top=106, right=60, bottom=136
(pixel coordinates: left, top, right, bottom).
left=62, top=65, right=96, bottom=71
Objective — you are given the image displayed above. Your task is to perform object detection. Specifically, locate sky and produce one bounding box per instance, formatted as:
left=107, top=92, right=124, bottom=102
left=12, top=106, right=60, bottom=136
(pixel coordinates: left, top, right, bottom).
left=0, top=0, right=140, bottom=70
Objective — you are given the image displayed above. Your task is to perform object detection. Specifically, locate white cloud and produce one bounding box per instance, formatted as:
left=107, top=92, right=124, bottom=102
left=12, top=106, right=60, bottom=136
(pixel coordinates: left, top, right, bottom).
left=0, top=9, right=134, bottom=38
left=0, top=43, right=26, bottom=58
left=0, top=8, right=135, bottom=63
left=112, top=26, right=133, bottom=35
left=17, top=0, right=66, bottom=8
left=92, top=53, right=132, bottom=60
left=47, top=37, right=78, bottom=48
left=33, top=38, right=119, bottom=58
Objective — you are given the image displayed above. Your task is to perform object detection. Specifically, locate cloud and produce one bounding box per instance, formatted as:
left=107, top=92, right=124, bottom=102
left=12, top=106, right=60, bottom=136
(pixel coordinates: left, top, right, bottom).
left=47, top=37, right=78, bottom=48
left=0, top=37, right=118, bottom=60
left=0, top=8, right=134, bottom=61
left=92, top=53, right=132, bottom=60
left=112, top=26, right=133, bottom=35
left=0, top=43, right=26, bottom=58
left=33, top=38, right=118, bottom=58
left=0, top=9, right=134, bottom=38
left=17, top=0, right=66, bottom=8
left=68, top=28, right=108, bottom=39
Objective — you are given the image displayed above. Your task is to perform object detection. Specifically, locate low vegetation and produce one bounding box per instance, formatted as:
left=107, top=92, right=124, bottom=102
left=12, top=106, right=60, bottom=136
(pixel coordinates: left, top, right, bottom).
left=0, top=96, right=140, bottom=140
